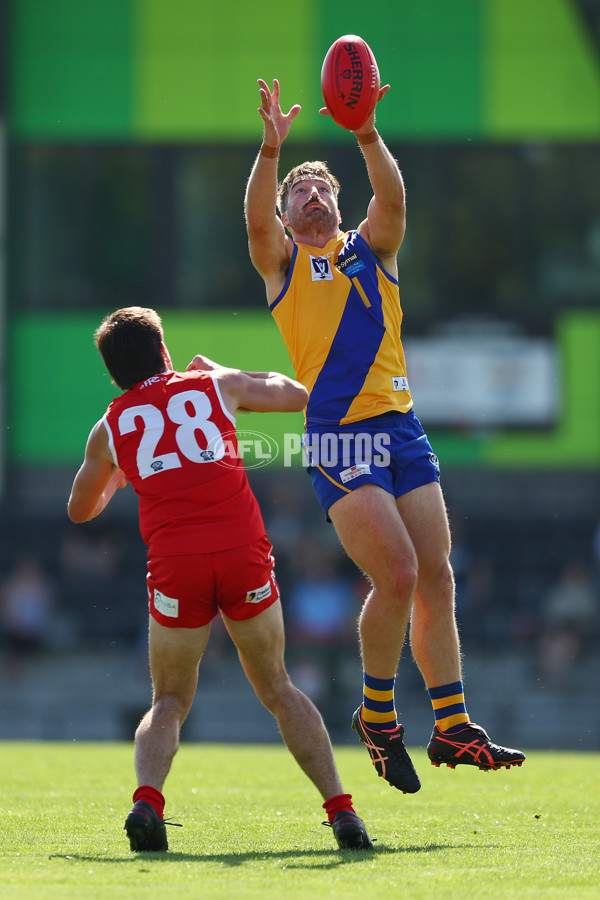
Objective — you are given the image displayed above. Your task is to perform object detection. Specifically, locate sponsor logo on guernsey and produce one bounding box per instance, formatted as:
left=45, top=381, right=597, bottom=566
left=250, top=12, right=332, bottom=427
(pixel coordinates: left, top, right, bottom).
left=335, top=250, right=366, bottom=278
left=141, top=374, right=167, bottom=388
left=310, top=255, right=334, bottom=281
left=340, top=463, right=371, bottom=484
left=245, top=581, right=272, bottom=604
left=153, top=589, right=179, bottom=618
left=392, top=376, right=409, bottom=392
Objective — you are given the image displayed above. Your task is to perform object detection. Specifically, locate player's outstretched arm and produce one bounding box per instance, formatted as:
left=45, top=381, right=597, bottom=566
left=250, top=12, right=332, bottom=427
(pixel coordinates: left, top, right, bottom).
left=353, top=97, right=406, bottom=273
left=244, top=79, right=298, bottom=300
left=216, top=369, right=308, bottom=415
left=186, top=355, right=271, bottom=379
left=68, top=420, right=127, bottom=523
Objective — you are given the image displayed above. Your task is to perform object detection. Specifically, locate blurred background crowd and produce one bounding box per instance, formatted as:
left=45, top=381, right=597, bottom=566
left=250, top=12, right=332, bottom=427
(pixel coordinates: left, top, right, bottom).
left=1, top=465, right=599, bottom=748
left=1, top=0, right=600, bottom=749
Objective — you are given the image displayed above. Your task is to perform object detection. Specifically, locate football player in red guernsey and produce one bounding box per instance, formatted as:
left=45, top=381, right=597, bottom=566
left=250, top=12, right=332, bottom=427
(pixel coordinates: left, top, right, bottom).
left=68, top=306, right=373, bottom=853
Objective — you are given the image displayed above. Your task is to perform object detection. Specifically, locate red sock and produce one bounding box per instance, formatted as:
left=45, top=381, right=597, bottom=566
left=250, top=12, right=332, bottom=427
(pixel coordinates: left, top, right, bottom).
left=322, top=793, right=355, bottom=824
left=133, top=785, right=165, bottom=819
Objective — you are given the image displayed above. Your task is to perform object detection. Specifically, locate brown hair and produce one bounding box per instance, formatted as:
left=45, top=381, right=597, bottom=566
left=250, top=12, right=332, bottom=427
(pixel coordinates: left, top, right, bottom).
left=94, top=307, right=165, bottom=391
left=277, top=161, right=341, bottom=214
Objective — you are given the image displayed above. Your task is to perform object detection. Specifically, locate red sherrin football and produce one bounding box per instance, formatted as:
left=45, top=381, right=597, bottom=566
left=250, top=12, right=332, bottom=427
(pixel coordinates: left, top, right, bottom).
left=321, top=35, right=380, bottom=131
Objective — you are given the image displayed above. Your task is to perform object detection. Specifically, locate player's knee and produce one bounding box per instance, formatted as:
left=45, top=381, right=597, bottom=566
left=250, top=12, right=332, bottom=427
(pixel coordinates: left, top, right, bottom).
left=149, top=691, right=193, bottom=724
left=383, top=558, right=419, bottom=605
left=432, top=558, right=455, bottom=597
left=418, top=558, right=455, bottom=610
left=253, top=671, right=294, bottom=713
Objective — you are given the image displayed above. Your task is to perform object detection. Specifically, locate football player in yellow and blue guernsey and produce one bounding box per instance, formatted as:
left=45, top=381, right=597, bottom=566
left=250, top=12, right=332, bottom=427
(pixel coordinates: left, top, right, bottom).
left=244, top=78, right=525, bottom=791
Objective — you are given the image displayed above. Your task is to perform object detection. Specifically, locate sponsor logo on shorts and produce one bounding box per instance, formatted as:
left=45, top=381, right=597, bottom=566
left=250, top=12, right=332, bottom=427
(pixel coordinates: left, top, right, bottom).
left=392, top=376, right=409, bottom=392
left=310, top=255, right=334, bottom=281
left=339, top=463, right=371, bottom=483
left=428, top=452, right=440, bottom=471
left=245, top=581, right=272, bottom=604
left=153, top=589, right=179, bottom=618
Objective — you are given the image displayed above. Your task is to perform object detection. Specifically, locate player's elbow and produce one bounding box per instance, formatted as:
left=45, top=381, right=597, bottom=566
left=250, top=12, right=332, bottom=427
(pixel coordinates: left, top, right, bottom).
left=378, top=183, right=406, bottom=220
left=67, top=497, right=91, bottom=524
left=245, top=215, right=272, bottom=242
left=67, top=507, right=85, bottom=524
left=383, top=193, right=406, bottom=224
left=67, top=506, right=86, bottom=524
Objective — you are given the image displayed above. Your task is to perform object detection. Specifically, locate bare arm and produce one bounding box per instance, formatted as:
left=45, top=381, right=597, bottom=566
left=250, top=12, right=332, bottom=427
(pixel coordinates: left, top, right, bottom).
left=67, top=420, right=128, bottom=523
left=211, top=367, right=308, bottom=415
left=244, top=79, right=299, bottom=302
left=186, top=354, right=272, bottom=379
left=186, top=355, right=307, bottom=413
left=350, top=91, right=406, bottom=276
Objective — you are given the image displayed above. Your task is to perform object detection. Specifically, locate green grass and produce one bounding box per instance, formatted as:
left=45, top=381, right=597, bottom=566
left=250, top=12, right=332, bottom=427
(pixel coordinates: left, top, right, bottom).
left=1, top=742, right=598, bottom=899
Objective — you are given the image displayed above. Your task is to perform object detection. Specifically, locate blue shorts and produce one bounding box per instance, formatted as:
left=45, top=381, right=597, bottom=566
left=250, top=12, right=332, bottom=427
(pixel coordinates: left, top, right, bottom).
left=304, top=410, right=440, bottom=516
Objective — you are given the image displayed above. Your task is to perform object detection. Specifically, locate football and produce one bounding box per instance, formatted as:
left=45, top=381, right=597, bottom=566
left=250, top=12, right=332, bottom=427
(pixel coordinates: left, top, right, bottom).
left=321, top=35, right=380, bottom=131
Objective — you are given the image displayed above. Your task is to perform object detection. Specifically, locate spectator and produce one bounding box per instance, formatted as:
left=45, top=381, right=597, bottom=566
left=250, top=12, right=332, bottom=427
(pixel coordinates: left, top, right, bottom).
left=286, top=533, right=357, bottom=714
left=538, top=559, right=599, bottom=684
left=0, top=556, right=55, bottom=670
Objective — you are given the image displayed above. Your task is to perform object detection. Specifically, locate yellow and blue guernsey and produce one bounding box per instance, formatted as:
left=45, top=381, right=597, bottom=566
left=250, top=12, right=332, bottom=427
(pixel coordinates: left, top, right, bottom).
left=270, top=230, right=413, bottom=426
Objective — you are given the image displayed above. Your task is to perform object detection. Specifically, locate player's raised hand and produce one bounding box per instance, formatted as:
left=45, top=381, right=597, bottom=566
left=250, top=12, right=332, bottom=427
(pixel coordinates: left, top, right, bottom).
left=257, top=78, right=301, bottom=147
left=319, top=85, right=391, bottom=123
left=353, top=85, right=391, bottom=134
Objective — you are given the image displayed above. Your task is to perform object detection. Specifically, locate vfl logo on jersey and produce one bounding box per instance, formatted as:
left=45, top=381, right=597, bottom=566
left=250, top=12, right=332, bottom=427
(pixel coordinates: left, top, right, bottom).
left=392, top=376, right=409, bottom=392
left=335, top=251, right=366, bottom=278
left=245, top=581, right=272, bottom=604
left=151, top=460, right=164, bottom=471
left=310, top=255, right=334, bottom=281
left=340, top=463, right=371, bottom=484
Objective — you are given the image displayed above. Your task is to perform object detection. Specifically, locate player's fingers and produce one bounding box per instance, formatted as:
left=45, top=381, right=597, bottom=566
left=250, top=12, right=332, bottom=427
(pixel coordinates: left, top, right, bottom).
left=286, top=104, right=302, bottom=120
left=258, top=86, right=270, bottom=104
left=257, top=80, right=272, bottom=105
left=378, top=84, right=391, bottom=101
left=318, top=106, right=331, bottom=116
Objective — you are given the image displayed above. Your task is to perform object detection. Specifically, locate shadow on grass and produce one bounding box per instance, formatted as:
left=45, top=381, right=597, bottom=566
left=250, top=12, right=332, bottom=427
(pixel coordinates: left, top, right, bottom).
left=51, top=842, right=475, bottom=869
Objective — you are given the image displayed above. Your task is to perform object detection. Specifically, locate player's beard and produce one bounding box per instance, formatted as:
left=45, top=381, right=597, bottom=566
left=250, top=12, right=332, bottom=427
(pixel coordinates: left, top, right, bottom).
left=290, top=203, right=339, bottom=237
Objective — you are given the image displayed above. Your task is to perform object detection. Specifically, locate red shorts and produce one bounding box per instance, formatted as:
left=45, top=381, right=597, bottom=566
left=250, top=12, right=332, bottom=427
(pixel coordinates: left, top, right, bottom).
left=146, top=534, right=280, bottom=628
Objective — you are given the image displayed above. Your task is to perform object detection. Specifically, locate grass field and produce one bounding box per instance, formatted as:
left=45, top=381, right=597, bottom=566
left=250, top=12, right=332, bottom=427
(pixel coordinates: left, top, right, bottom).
left=1, top=742, right=598, bottom=899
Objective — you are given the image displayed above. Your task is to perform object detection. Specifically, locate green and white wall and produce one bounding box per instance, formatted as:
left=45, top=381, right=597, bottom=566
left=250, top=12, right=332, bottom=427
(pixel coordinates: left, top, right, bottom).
left=7, top=0, right=600, bottom=469
left=10, top=0, right=600, bottom=140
